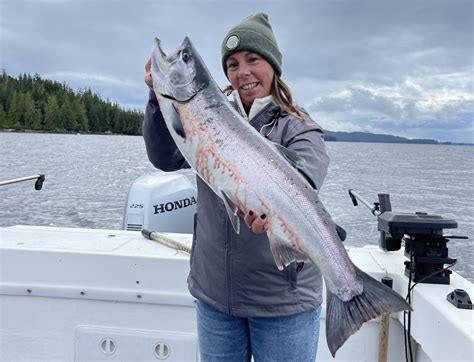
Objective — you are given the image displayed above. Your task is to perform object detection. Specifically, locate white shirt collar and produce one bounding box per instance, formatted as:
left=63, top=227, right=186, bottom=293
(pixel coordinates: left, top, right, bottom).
left=231, top=90, right=274, bottom=121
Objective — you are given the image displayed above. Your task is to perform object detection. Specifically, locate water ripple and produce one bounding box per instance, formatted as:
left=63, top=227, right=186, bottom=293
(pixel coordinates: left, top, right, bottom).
left=1, top=133, right=472, bottom=281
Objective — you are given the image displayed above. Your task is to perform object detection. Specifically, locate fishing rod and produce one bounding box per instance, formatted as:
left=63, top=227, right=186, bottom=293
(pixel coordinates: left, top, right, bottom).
left=348, top=189, right=392, bottom=216
left=0, top=174, right=45, bottom=190
left=142, top=228, right=191, bottom=254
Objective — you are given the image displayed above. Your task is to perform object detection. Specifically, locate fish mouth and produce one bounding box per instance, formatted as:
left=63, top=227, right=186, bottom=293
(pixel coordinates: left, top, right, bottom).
left=151, top=36, right=203, bottom=102
left=151, top=36, right=211, bottom=102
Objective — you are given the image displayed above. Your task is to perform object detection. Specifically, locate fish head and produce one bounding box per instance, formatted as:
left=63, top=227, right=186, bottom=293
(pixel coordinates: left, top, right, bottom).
left=151, top=37, right=211, bottom=102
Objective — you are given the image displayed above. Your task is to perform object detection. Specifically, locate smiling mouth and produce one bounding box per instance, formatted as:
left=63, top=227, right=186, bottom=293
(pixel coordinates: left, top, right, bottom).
left=240, top=82, right=259, bottom=90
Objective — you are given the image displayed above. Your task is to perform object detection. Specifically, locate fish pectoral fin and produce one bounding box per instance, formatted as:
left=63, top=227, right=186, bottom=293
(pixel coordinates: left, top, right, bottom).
left=220, top=190, right=240, bottom=234
left=171, top=104, right=186, bottom=138
left=267, top=235, right=307, bottom=271
left=272, top=142, right=305, bottom=168
left=335, top=223, right=347, bottom=241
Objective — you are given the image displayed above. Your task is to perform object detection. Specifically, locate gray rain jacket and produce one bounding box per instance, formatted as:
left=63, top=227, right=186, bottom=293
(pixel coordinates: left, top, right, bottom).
left=143, top=90, right=330, bottom=317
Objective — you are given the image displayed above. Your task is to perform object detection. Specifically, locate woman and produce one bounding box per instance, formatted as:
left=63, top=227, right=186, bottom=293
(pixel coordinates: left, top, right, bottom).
left=143, top=13, right=329, bottom=361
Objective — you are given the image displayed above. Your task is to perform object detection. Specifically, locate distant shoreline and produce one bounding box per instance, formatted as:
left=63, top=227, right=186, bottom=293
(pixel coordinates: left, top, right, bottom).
left=2, top=128, right=472, bottom=145
left=324, top=139, right=473, bottom=146
left=323, top=130, right=473, bottom=146
left=0, top=128, right=137, bottom=137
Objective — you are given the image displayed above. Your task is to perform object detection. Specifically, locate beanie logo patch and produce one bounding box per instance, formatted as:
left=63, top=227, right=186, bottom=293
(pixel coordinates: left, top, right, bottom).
left=225, top=35, right=240, bottom=50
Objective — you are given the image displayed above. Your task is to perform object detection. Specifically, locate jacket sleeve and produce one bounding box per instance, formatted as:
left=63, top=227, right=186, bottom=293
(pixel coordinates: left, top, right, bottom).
left=282, top=116, right=330, bottom=190
left=143, top=90, right=189, bottom=171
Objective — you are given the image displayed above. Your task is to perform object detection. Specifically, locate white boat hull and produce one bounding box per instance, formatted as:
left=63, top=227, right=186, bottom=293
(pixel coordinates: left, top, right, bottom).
left=1, top=225, right=472, bottom=361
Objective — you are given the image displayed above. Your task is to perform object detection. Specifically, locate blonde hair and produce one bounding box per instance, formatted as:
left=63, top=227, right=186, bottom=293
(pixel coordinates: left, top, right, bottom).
left=223, top=75, right=309, bottom=121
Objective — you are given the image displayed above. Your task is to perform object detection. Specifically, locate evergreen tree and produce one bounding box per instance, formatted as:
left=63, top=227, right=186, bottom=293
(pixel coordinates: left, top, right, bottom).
left=73, top=100, right=89, bottom=132
left=61, top=97, right=77, bottom=131
left=22, top=92, right=37, bottom=129
left=44, top=95, right=61, bottom=131
left=32, top=104, right=43, bottom=130
left=0, top=71, right=143, bottom=134
left=0, top=70, right=11, bottom=110
left=82, top=89, right=101, bottom=132
left=110, top=104, right=122, bottom=133
left=0, top=104, right=8, bottom=128
left=7, top=91, right=22, bottom=129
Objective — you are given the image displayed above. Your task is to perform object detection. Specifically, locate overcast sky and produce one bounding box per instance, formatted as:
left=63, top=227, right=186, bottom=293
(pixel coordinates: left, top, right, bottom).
left=1, top=0, right=472, bottom=143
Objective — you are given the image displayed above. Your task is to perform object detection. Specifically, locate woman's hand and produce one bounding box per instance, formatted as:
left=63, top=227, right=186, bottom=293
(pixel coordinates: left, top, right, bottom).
left=243, top=209, right=268, bottom=234
left=145, top=57, right=153, bottom=89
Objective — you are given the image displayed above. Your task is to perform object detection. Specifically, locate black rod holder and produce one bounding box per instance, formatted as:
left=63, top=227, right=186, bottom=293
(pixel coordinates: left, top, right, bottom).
left=348, top=189, right=380, bottom=216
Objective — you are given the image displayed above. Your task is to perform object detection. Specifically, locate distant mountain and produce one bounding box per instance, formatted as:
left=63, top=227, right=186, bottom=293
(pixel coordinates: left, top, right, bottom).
left=324, top=130, right=453, bottom=145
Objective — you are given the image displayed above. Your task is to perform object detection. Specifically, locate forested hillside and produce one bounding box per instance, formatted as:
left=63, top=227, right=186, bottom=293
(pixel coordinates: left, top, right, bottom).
left=0, top=70, right=143, bottom=135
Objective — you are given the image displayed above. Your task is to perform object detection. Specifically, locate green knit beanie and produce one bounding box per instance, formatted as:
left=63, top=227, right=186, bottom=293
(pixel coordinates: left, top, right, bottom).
left=221, top=13, right=282, bottom=77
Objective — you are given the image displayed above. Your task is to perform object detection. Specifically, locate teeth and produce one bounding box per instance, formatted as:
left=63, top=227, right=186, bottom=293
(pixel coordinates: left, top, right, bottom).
left=241, top=82, right=258, bottom=90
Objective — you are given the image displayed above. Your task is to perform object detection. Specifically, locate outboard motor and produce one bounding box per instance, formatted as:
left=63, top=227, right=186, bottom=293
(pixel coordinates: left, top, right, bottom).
left=123, top=172, right=197, bottom=233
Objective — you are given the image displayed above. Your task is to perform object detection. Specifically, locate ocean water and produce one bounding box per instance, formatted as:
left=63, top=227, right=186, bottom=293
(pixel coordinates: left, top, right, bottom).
left=1, top=132, right=473, bottom=281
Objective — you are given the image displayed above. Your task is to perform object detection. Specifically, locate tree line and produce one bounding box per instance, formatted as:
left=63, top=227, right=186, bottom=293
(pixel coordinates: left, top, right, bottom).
left=0, top=70, right=143, bottom=135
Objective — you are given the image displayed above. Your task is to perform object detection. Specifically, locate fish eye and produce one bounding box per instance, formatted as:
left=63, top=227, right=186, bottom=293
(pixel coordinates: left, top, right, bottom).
left=182, top=51, right=190, bottom=62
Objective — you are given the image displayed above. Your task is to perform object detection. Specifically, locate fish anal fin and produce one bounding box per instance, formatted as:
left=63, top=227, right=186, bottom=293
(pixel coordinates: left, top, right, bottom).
left=267, top=234, right=307, bottom=271
left=220, top=190, right=240, bottom=234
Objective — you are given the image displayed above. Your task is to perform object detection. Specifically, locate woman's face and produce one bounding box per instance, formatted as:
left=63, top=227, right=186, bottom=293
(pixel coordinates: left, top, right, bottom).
left=226, top=51, right=275, bottom=109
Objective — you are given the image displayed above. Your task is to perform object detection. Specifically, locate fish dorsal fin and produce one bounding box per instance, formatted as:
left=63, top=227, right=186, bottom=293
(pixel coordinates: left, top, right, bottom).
left=272, top=142, right=305, bottom=168
left=220, top=190, right=240, bottom=234
left=267, top=234, right=307, bottom=271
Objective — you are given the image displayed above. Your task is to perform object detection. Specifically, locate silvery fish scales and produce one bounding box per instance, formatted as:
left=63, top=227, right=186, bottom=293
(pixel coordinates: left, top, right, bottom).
left=151, top=36, right=411, bottom=356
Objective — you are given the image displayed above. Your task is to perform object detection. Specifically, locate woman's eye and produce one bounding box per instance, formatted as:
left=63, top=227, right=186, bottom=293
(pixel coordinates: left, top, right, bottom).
left=248, top=57, right=259, bottom=63
left=228, top=63, right=238, bottom=70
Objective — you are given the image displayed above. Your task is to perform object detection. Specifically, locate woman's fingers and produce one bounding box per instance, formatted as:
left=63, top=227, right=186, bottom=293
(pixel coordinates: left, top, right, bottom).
left=251, top=215, right=267, bottom=234
left=244, top=209, right=268, bottom=234
left=145, top=57, right=151, bottom=72
left=145, top=58, right=153, bottom=88
left=244, top=209, right=257, bottom=227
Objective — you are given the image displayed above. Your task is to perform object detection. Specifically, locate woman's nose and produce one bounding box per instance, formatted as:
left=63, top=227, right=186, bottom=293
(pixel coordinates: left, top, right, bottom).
left=237, top=63, right=251, bottom=77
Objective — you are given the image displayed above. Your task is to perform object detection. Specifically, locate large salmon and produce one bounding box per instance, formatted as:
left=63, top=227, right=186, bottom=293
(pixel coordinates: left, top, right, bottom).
left=150, top=37, right=411, bottom=356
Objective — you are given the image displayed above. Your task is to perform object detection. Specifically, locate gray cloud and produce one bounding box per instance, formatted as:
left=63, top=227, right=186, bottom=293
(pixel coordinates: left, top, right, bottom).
left=307, top=75, right=474, bottom=142
left=1, top=0, right=472, bottom=142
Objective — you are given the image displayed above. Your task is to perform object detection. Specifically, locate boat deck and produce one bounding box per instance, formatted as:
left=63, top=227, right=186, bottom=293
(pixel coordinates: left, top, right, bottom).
left=1, top=225, right=473, bottom=361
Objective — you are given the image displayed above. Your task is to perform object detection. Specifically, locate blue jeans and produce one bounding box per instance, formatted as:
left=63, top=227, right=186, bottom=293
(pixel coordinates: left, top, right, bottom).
left=196, top=300, right=321, bottom=362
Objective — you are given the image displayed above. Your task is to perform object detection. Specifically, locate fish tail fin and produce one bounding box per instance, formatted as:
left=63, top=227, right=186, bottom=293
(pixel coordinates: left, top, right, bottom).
left=325, top=267, right=412, bottom=357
